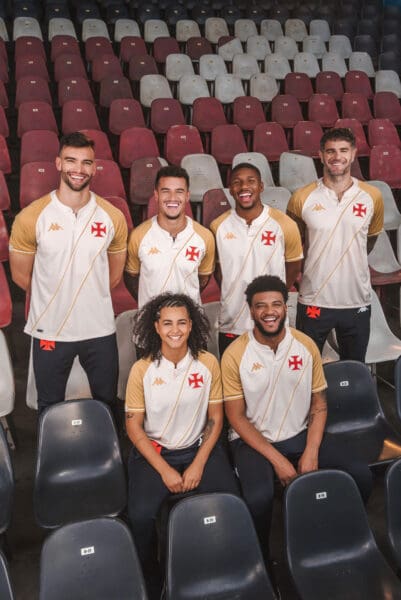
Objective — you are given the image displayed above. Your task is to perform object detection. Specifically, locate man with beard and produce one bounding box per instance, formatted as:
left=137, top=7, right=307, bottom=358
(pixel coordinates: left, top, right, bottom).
left=287, top=128, right=384, bottom=361
left=124, top=165, right=215, bottom=307
left=222, top=275, right=372, bottom=558
left=9, top=132, right=127, bottom=413
left=210, top=163, right=303, bottom=357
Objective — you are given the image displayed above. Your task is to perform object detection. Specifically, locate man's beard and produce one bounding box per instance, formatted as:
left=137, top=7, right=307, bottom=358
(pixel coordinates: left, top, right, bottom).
left=62, top=173, right=91, bottom=192
left=254, top=314, right=286, bottom=338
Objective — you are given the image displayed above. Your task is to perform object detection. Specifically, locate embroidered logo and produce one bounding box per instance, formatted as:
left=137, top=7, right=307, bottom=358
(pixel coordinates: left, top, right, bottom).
left=40, top=339, right=56, bottom=351
left=152, top=377, right=166, bottom=386
left=353, top=203, right=367, bottom=218
left=48, top=223, right=63, bottom=231
left=224, top=232, right=237, bottom=240
left=91, top=222, right=107, bottom=237
left=311, top=203, right=326, bottom=211
left=261, top=231, right=276, bottom=246
left=357, top=307, right=369, bottom=314
left=288, top=355, right=303, bottom=371
left=251, top=362, right=263, bottom=372
left=188, top=373, right=204, bottom=388
left=185, top=246, right=200, bottom=261
left=148, top=247, right=161, bottom=255
left=306, top=306, right=321, bottom=319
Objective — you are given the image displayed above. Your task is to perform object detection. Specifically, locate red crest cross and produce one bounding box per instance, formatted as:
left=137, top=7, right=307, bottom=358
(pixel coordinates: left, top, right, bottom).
left=353, top=203, right=367, bottom=218
left=288, top=355, right=303, bottom=371
left=40, top=339, right=56, bottom=351
left=186, top=246, right=200, bottom=261
left=91, top=222, right=107, bottom=237
left=188, top=373, right=204, bottom=388
left=261, top=230, right=276, bottom=246
left=306, top=306, right=321, bottom=319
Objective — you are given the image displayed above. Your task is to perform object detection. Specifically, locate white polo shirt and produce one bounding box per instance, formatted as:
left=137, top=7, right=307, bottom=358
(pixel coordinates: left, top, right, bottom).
left=9, top=191, right=127, bottom=341
left=125, top=350, right=222, bottom=450
left=210, top=205, right=303, bottom=335
left=287, top=178, right=384, bottom=308
left=125, top=216, right=215, bottom=307
left=222, top=327, right=327, bottom=443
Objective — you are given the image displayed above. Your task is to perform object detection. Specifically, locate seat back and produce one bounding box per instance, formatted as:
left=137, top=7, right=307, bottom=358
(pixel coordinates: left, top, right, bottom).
left=34, top=399, right=127, bottom=528
left=385, top=458, right=401, bottom=569
left=115, top=309, right=137, bottom=400
left=40, top=518, right=148, bottom=600
left=166, top=493, right=275, bottom=600
left=0, top=423, right=13, bottom=534
left=0, top=551, right=13, bottom=600
left=279, top=152, right=317, bottom=192
left=181, top=153, right=222, bottom=203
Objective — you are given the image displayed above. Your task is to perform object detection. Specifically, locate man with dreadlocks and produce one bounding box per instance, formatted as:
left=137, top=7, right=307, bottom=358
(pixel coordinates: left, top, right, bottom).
left=125, top=292, right=238, bottom=587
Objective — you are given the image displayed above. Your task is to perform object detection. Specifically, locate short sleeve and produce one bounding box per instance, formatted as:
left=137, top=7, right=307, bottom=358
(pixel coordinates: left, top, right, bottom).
left=196, top=224, right=215, bottom=275
left=125, top=227, right=141, bottom=275
left=270, top=208, right=303, bottom=262
left=221, top=340, right=246, bottom=402
left=367, top=187, right=384, bottom=237
left=108, top=210, right=128, bottom=254
left=125, top=360, right=149, bottom=412
left=9, top=210, right=37, bottom=254
left=199, top=352, right=223, bottom=404
left=308, top=338, right=327, bottom=393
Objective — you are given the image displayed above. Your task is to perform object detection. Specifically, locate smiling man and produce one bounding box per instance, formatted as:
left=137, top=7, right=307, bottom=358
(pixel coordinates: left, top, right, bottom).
left=125, top=165, right=215, bottom=307
left=287, top=128, right=384, bottom=361
left=210, top=163, right=303, bottom=356
left=222, top=275, right=372, bottom=559
left=9, top=132, right=128, bottom=414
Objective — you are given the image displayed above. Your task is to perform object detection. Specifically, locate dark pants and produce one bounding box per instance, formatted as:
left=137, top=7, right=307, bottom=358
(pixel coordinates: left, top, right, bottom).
left=296, top=303, right=371, bottom=362
left=32, top=334, right=119, bottom=415
left=230, top=431, right=373, bottom=557
left=128, top=442, right=239, bottom=567
left=218, top=332, right=239, bottom=357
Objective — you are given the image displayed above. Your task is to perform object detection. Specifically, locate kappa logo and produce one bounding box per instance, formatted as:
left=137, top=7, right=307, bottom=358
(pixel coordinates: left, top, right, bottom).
left=148, top=247, right=161, bottom=255
left=288, top=355, right=303, bottom=371
left=48, top=222, right=63, bottom=231
left=251, top=362, right=263, bottom=372
left=152, top=377, right=166, bottom=386
left=311, top=203, right=326, bottom=211
left=91, top=222, right=107, bottom=237
left=188, top=373, right=204, bottom=388
left=357, top=306, right=369, bottom=314
left=224, top=232, right=237, bottom=240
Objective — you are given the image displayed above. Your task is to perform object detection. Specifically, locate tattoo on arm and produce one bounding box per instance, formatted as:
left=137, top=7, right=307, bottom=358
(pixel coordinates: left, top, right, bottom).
left=308, top=406, right=327, bottom=426
left=201, top=418, right=215, bottom=444
left=126, top=413, right=135, bottom=419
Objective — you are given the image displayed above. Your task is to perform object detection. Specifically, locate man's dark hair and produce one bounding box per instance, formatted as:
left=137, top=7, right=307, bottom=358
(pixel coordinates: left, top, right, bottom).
left=245, top=275, right=288, bottom=307
left=133, top=292, right=209, bottom=361
left=59, top=132, right=95, bottom=154
left=155, top=165, right=190, bottom=189
left=320, top=127, right=356, bottom=151
left=230, top=162, right=262, bottom=181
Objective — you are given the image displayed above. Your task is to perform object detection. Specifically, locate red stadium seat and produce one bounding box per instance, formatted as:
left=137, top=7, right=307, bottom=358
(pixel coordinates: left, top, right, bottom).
left=150, top=98, right=186, bottom=135
left=119, top=127, right=160, bottom=168
left=284, top=72, right=314, bottom=103
left=0, top=106, right=8, bottom=138
left=233, top=96, right=265, bottom=134
left=51, top=36, right=80, bottom=62
left=62, top=100, right=100, bottom=135
left=0, top=81, right=8, bottom=108
left=271, top=94, right=303, bottom=129
left=0, top=136, right=10, bottom=174
left=85, top=37, right=114, bottom=63
left=119, top=37, right=147, bottom=64
left=108, top=99, right=145, bottom=136
left=153, top=37, right=180, bottom=66
left=308, top=93, right=339, bottom=127
left=129, top=157, right=165, bottom=214
left=334, top=118, right=371, bottom=156
left=186, top=37, right=213, bottom=62
left=58, top=77, right=95, bottom=107
left=192, top=97, right=227, bottom=151
left=293, top=121, right=323, bottom=158
left=0, top=263, right=11, bottom=327
left=99, top=76, right=133, bottom=109
left=211, top=124, right=247, bottom=167
left=15, top=36, right=45, bottom=61
left=368, top=119, right=401, bottom=149
left=128, top=54, right=158, bottom=83
left=20, top=130, right=59, bottom=166
left=202, top=188, right=231, bottom=228
left=315, top=71, right=344, bottom=102
left=341, top=92, right=373, bottom=125
left=0, top=210, right=8, bottom=262
left=79, top=129, right=113, bottom=160
left=54, top=53, right=87, bottom=82
left=91, top=54, right=124, bottom=83
left=91, top=159, right=127, bottom=200
left=17, top=101, right=58, bottom=137
left=165, top=124, right=204, bottom=166
left=253, top=121, right=289, bottom=162
left=111, top=279, right=137, bottom=314
left=0, top=171, right=10, bottom=210
left=369, top=145, right=401, bottom=189
left=104, top=196, right=134, bottom=230
left=15, top=55, right=48, bottom=82
left=373, top=92, right=401, bottom=126
left=16, top=76, right=52, bottom=108
left=344, top=70, right=373, bottom=99
left=19, top=161, right=59, bottom=208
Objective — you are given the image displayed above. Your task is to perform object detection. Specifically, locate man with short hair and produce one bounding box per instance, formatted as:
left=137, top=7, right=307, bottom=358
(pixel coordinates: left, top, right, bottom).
left=287, top=127, right=384, bottom=361
left=9, top=132, right=128, bottom=414
left=210, top=163, right=303, bottom=357
left=222, top=275, right=372, bottom=557
left=124, top=165, right=215, bottom=307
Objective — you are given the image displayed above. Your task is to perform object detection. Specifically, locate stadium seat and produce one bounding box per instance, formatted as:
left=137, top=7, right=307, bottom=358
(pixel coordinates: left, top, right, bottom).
left=349, top=52, right=375, bottom=77
left=82, top=19, right=110, bottom=42
left=369, top=145, right=401, bottom=189
left=79, top=129, right=113, bottom=161
left=0, top=551, right=13, bottom=600
left=53, top=53, right=87, bottom=82
left=62, top=100, right=100, bottom=134
left=181, top=153, right=223, bottom=203
left=150, top=98, right=185, bottom=136
left=166, top=494, right=276, bottom=600
left=341, top=92, right=373, bottom=125
left=233, top=96, right=265, bottom=138
left=285, top=469, right=401, bottom=599
left=260, top=19, right=284, bottom=42
left=119, top=36, right=147, bottom=64
left=344, top=70, right=373, bottom=99
left=128, top=55, right=158, bottom=85
left=232, top=54, right=260, bottom=91
left=385, top=456, right=401, bottom=571
left=15, top=76, right=51, bottom=108
left=15, top=55, right=47, bottom=83
left=284, top=72, right=314, bottom=103
left=58, top=77, right=95, bottom=106
left=175, top=20, right=201, bottom=43
left=0, top=264, right=11, bottom=326
left=214, top=74, right=245, bottom=106
left=165, top=124, right=204, bottom=166
left=202, top=188, right=231, bottom=229
left=293, top=52, right=320, bottom=78
left=271, top=94, right=303, bottom=129
left=309, top=19, right=331, bottom=43
left=0, top=170, right=9, bottom=210
left=368, top=231, right=401, bottom=301
left=0, top=422, right=13, bottom=533
left=205, top=17, right=229, bottom=45
left=18, top=101, right=58, bottom=137
left=368, top=119, right=401, bottom=150
left=308, top=93, right=339, bottom=127
left=329, top=34, right=353, bottom=59
left=119, top=127, right=159, bottom=169
left=153, top=38, right=180, bottom=67
left=129, top=156, right=166, bottom=212
left=285, top=18, right=308, bottom=43
left=40, top=518, right=147, bottom=600
left=15, top=36, right=45, bottom=61
left=249, top=73, right=279, bottom=104
left=265, top=53, right=291, bottom=80
left=85, top=36, right=114, bottom=62
left=50, top=36, right=79, bottom=62
left=293, top=121, right=323, bottom=158
left=232, top=152, right=275, bottom=188
left=13, top=17, right=43, bottom=41
left=0, top=210, right=8, bottom=261
left=253, top=122, right=289, bottom=162
left=114, top=19, right=141, bottom=43
left=139, top=74, right=172, bottom=109
left=303, top=35, right=326, bottom=60
left=275, top=35, right=298, bottom=60
left=373, top=91, right=401, bottom=125
left=234, top=19, right=258, bottom=43
left=104, top=196, right=133, bottom=231
left=211, top=124, right=247, bottom=170
left=143, top=19, right=170, bottom=44
left=34, top=399, right=126, bottom=528
left=279, top=151, right=318, bottom=192
left=178, top=74, right=210, bottom=107
left=186, top=37, right=213, bottom=63
left=334, top=118, right=370, bottom=156
left=92, top=159, right=126, bottom=199
left=246, top=36, right=271, bottom=64
left=20, top=130, right=59, bottom=166
left=99, top=76, right=133, bottom=109
left=315, top=71, right=344, bottom=102
left=192, top=96, right=226, bottom=151
left=19, top=161, right=59, bottom=208
left=375, top=70, right=401, bottom=98
left=368, top=180, right=401, bottom=231
left=322, top=52, right=348, bottom=78
left=91, top=54, right=124, bottom=83
left=165, top=53, right=195, bottom=90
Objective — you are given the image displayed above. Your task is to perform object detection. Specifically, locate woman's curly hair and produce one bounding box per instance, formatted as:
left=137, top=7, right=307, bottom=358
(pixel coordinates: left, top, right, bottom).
left=133, top=293, right=210, bottom=361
